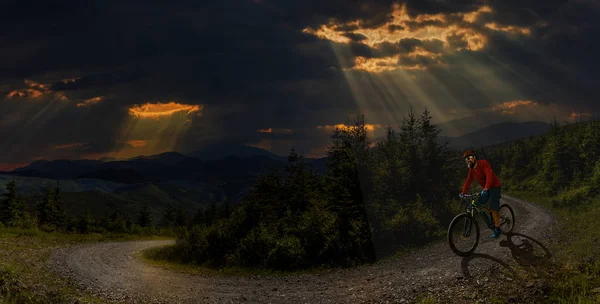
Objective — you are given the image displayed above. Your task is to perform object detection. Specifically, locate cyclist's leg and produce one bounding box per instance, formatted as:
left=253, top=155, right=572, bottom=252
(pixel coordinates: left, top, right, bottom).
left=490, top=187, right=501, bottom=227
left=476, top=190, right=489, bottom=205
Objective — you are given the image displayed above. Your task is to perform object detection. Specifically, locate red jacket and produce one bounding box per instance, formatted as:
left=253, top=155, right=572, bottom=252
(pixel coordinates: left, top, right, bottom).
left=462, top=159, right=501, bottom=194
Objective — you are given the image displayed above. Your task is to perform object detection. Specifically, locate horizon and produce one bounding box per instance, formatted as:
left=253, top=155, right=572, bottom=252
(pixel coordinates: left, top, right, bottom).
left=0, top=118, right=570, bottom=172
left=2, top=0, right=598, bottom=171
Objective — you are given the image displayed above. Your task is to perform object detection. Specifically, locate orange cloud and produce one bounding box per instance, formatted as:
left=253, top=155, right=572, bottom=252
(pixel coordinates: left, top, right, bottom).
left=125, top=139, right=149, bottom=147
left=128, top=101, right=203, bottom=119
left=76, top=96, right=104, bottom=107
left=570, top=112, right=591, bottom=118
left=256, top=128, right=293, bottom=134
left=61, top=77, right=81, bottom=84
left=303, top=3, right=532, bottom=72
left=6, top=79, right=68, bottom=101
left=0, top=162, right=31, bottom=171
left=484, top=22, right=530, bottom=35
left=492, top=100, right=538, bottom=114
left=317, top=123, right=382, bottom=132
left=248, top=139, right=272, bottom=151
left=462, top=6, right=492, bottom=23
left=352, top=56, right=402, bottom=73
left=55, top=142, right=86, bottom=149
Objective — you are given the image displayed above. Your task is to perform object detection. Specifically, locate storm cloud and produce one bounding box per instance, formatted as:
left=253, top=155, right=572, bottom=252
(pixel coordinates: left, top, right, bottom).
left=0, top=0, right=599, bottom=166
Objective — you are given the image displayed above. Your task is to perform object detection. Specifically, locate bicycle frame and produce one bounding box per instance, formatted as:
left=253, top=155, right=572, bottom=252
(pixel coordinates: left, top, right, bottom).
left=467, top=198, right=495, bottom=230
left=461, top=193, right=495, bottom=231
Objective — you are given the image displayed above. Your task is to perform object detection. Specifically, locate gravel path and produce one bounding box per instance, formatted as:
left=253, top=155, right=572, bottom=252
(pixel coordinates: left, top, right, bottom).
left=50, top=195, right=555, bottom=303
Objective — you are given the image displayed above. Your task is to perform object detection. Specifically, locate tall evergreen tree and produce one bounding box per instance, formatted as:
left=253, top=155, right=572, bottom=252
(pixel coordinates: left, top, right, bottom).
left=137, top=204, right=153, bottom=227
left=0, top=178, right=22, bottom=226
left=163, top=204, right=176, bottom=227
left=324, top=115, right=375, bottom=264
left=37, top=186, right=59, bottom=226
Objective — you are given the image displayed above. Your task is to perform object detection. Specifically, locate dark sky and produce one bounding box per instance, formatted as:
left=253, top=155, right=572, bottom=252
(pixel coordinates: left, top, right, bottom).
left=1, top=0, right=599, bottom=169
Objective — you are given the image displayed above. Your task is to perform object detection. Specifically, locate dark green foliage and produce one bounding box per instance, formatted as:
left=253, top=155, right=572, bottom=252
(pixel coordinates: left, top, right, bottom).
left=137, top=204, right=153, bottom=227
left=486, top=118, right=600, bottom=201
left=171, top=111, right=464, bottom=270
left=78, top=209, right=94, bottom=233
left=163, top=204, right=176, bottom=227
left=0, top=179, right=23, bottom=226
left=367, top=109, right=457, bottom=255
left=36, top=182, right=66, bottom=229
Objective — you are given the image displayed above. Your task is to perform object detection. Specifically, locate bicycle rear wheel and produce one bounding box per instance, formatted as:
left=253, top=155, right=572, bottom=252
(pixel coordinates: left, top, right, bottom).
left=448, top=213, right=480, bottom=256
left=498, top=204, right=515, bottom=233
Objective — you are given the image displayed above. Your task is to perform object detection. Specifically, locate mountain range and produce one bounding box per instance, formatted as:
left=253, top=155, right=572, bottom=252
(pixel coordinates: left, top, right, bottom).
left=0, top=121, right=551, bottom=222
left=440, top=121, right=551, bottom=150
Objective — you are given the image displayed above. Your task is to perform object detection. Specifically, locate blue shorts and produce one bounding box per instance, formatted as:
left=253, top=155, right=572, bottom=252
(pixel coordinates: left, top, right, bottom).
left=477, top=187, right=501, bottom=211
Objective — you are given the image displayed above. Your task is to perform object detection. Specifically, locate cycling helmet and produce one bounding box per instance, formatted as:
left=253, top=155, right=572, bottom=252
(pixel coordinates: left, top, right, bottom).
left=463, top=149, right=476, bottom=159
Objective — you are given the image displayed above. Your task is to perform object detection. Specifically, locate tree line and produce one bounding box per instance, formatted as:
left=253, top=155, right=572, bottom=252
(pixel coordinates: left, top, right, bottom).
left=160, top=110, right=465, bottom=270
left=1, top=109, right=469, bottom=270
left=484, top=117, right=600, bottom=206
left=0, top=182, right=246, bottom=235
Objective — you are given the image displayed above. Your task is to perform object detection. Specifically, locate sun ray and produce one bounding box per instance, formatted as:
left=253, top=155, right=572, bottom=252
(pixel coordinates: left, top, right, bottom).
left=104, top=101, right=202, bottom=159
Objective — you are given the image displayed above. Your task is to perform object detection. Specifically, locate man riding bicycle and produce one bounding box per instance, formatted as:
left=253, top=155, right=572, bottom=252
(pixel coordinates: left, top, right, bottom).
left=460, top=149, right=503, bottom=238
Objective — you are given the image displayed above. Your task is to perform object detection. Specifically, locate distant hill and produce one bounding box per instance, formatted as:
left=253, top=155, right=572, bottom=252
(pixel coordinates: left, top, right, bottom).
left=187, top=143, right=283, bottom=161
left=0, top=174, right=125, bottom=195
left=436, top=112, right=517, bottom=137
left=441, top=121, right=551, bottom=150
left=127, top=152, right=189, bottom=164
left=12, top=159, right=103, bottom=179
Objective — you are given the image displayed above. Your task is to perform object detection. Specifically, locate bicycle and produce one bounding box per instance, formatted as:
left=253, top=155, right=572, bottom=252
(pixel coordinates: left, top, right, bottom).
left=447, top=192, right=515, bottom=256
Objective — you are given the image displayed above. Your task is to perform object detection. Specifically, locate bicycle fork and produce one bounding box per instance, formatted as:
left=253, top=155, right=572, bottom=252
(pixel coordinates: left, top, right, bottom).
left=462, top=216, right=473, bottom=237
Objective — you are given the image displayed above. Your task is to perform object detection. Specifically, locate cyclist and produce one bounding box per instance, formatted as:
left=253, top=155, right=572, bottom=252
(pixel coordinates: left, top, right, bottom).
left=460, top=149, right=503, bottom=238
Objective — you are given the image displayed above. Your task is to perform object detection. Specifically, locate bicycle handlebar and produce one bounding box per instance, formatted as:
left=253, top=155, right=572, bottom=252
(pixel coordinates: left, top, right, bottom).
left=459, top=192, right=480, bottom=199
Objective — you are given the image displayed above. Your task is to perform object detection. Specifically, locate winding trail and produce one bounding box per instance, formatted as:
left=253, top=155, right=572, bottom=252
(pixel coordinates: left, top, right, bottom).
left=50, top=195, right=555, bottom=303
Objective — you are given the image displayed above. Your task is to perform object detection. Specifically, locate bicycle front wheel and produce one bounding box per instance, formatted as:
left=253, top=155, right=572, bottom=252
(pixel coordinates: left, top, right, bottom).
left=448, top=213, right=480, bottom=256
left=499, top=204, right=515, bottom=233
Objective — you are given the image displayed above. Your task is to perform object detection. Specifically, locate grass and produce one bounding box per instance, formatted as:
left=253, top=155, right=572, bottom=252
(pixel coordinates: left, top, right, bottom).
left=0, top=227, right=172, bottom=304
left=507, top=190, right=600, bottom=304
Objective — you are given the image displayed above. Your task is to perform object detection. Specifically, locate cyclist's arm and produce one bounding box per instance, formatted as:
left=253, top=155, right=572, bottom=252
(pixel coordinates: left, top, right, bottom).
left=483, top=160, right=494, bottom=190
left=461, top=169, right=473, bottom=194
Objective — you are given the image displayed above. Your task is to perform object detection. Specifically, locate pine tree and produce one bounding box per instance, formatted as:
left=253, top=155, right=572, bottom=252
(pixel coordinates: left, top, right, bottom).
left=175, top=207, right=188, bottom=227
left=220, top=202, right=231, bottom=219
left=78, top=209, right=94, bottom=233
left=1, top=179, right=22, bottom=226
left=163, top=204, right=176, bottom=227
left=137, top=204, right=153, bottom=227
left=37, top=186, right=59, bottom=226
left=205, top=202, right=217, bottom=226
left=53, top=180, right=67, bottom=228
left=324, top=114, right=375, bottom=264
left=193, top=206, right=206, bottom=226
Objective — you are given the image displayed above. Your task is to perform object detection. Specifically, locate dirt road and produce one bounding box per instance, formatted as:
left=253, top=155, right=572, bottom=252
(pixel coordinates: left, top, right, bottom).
left=50, top=195, right=555, bottom=303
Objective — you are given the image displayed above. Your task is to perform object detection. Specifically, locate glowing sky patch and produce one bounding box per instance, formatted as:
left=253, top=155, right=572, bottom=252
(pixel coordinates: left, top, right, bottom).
left=484, top=23, right=531, bottom=35
left=128, top=101, right=203, bottom=119
left=0, top=162, right=31, bottom=171
left=125, top=139, right=149, bottom=147
left=492, top=100, right=538, bottom=114
left=317, top=123, right=381, bottom=132
left=61, top=77, right=81, bottom=84
left=76, top=96, right=104, bottom=107
left=256, top=128, right=293, bottom=134
left=54, top=142, right=87, bottom=149
left=352, top=56, right=402, bottom=73
left=6, top=80, right=69, bottom=101
left=570, top=112, right=591, bottom=118
left=248, top=139, right=272, bottom=151
left=303, top=4, right=533, bottom=72
left=102, top=101, right=202, bottom=159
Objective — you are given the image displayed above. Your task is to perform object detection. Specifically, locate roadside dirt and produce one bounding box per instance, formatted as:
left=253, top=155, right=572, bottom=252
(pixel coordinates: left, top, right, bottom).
left=50, top=195, right=556, bottom=303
